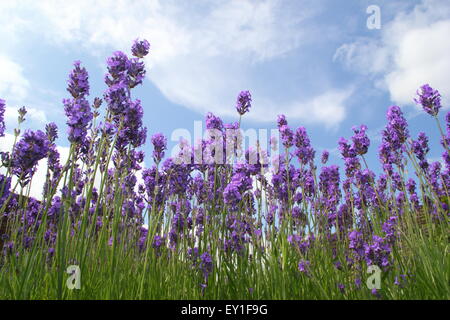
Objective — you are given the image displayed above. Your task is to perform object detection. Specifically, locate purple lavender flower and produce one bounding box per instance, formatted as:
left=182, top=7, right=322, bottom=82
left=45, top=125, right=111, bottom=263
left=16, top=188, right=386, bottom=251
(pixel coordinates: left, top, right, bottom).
left=351, top=124, right=370, bottom=155
left=205, top=112, right=224, bottom=131
left=355, top=169, right=377, bottom=207
left=364, top=235, right=391, bottom=270
left=294, top=127, right=315, bottom=164
left=200, top=252, right=213, bottom=279
left=67, top=61, right=90, bottom=99
left=18, top=106, right=27, bottom=124
left=348, top=230, right=365, bottom=261
left=0, top=98, right=5, bottom=137
left=106, top=51, right=131, bottom=83
left=405, top=178, right=416, bottom=195
left=279, top=125, right=294, bottom=149
left=385, top=106, right=409, bottom=145
left=127, top=58, right=146, bottom=88
left=379, top=106, right=409, bottom=168
left=382, top=215, right=398, bottom=245
left=446, top=111, right=450, bottom=130
left=105, top=48, right=147, bottom=89
left=289, top=234, right=314, bottom=254
left=266, top=204, right=276, bottom=225
left=223, top=171, right=253, bottom=210
left=131, top=39, right=150, bottom=58
left=371, top=288, right=381, bottom=299
left=412, top=132, right=430, bottom=170
left=298, top=260, right=311, bottom=275
left=344, top=156, right=360, bottom=177
left=63, top=98, right=93, bottom=144
left=277, top=115, right=288, bottom=128
left=151, top=133, right=167, bottom=164
left=152, top=234, right=165, bottom=250
left=236, top=90, right=252, bottom=116
left=45, top=122, right=58, bottom=143
left=117, top=99, right=147, bottom=148
left=321, top=150, right=329, bottom=164
left=338, top=137, right=356, bottom=159
left=104, top=81, right=129, bottom=116
left=0, top=174, right=11, bottom=207
left=427, top=161, right=443, bottom=197
left=415, top=84, right=442, bottom=116
left=319, top=165, right=341, bottom=212
left=12, top=130, right=50, bottom=184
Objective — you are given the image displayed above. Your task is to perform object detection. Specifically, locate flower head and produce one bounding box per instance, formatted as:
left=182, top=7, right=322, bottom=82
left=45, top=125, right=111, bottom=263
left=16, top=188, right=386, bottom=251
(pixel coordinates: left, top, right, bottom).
left=279, top=125, right=294, bottom=149
left=415, top=84, right=442, bottom=116
left=364, top=235, right=392, bottom=270
left=351, top=124, right=370, bottom=155
left=151, top=133, right=167, bottom=163
left=200, top=252, right=213, bottom=279
left=0, top=98, right=5, bottom=137
left=131, top=39, right=150, bottom=58
left=104, top=81, right=129, bottom=116
left=67, top=61, right=90, bottom=99
left=117, top=99, right=147, bottom=148
left=298, top=260, right=311, bottom=275
left=45, top=123, right=58, bottom=143
left=277, top=115, right=287, bottom=128
left=205, top=112, right=223, bottom=131
left=106, top=51, right=130, bottom=83
left=348, top=230, right=365, bottom=260
left=294, top=127, right=315, bottom=164
left=236, top=90, right=252, bottom=116
left=321, top=150, right=329, bottom=164
left=0, top=174, right=11, bottom=206
left=63, top=97, right=93, bottom=144
left=379, top=106, right=409, bottom=168
left=12, top=130, right=50, bottom=185
left=223, top=171, right=253, bottom=210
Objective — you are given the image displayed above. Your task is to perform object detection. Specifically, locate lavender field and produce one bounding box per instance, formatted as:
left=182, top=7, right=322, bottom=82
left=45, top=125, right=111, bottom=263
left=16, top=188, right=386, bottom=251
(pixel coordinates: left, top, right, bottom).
left=0, top=39, right=448, bottom=300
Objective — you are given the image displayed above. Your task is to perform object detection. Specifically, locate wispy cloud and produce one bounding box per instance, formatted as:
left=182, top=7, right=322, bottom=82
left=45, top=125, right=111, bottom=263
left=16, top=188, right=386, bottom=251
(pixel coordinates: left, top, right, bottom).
left=0, top=55, right=30, bottom=103
left=334, top=0, right=450, bottom=108
left=0, top=0, right=352, bottom=127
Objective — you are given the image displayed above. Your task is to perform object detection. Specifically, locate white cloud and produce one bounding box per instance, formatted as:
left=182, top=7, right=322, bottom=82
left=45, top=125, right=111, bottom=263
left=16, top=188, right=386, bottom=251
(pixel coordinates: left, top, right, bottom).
left=385, top=20, right=450, bottom=106
left=0, top=55, right=29, bottom=103
left=249, top=88, right=353, bottom=127
left=334, top=0, right=450, bottom=108
left=0, top=0, right=350, bottom=126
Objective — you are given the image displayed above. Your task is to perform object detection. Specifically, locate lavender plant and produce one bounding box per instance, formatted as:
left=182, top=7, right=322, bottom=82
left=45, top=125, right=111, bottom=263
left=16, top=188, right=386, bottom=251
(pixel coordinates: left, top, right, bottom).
left=0, top=40, right=448, bottom=300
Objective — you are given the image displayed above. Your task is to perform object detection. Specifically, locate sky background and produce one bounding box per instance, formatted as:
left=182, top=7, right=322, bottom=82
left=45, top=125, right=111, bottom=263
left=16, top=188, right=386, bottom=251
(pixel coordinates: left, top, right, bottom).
left=0, top=0, right=449, bottom=198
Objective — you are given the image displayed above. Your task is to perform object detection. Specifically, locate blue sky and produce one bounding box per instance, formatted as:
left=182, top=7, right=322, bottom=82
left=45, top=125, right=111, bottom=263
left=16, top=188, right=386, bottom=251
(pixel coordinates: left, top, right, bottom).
left=0, top=0, right=449, bottom=197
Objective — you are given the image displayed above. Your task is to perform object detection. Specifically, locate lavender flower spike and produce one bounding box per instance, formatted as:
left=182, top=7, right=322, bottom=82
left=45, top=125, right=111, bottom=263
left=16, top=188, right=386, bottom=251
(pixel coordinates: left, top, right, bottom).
left=12, top=129, right=50, bottom=185
left=415, top=84, right=442, bottom=116
left=321, top=150, right=329, bottom=164
left=151, top=133, right=167, bottom=164
left=67, top=61, right=90, bottom=99
left=132, top=39, right=150, bottom=58
left=236, top=90, right=252, bottom=116
left=0, top=98, right=5, bottom=137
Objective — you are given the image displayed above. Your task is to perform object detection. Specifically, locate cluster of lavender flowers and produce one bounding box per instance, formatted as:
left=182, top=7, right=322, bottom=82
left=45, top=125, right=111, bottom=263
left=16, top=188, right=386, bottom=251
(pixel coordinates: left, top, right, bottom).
left=0, top=40, right=448, bottom=296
